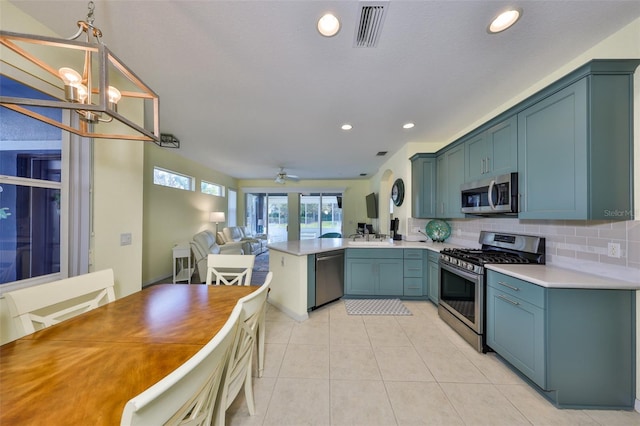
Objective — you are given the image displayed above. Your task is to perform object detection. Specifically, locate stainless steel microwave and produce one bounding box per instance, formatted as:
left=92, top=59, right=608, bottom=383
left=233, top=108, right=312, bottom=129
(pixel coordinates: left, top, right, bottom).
left=461, top=172, right=518, bottom=215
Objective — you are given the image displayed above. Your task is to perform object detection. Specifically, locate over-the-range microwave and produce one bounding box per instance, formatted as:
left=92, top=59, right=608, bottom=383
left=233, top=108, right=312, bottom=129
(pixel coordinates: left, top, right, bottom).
left=461, top=172, right=518, bottom=215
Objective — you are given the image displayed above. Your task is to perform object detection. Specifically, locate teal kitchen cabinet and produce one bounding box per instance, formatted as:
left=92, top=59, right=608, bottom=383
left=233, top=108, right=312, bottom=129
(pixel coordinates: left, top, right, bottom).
left=465, top=116, right=517, bottom=182
left=435, top=144, right=465, bottom=218
left=517, top=62, right=637, bottom=220
left=345, top=249, right=403, bottom=297
left=403, top=249, right=426, bottom=297
left=410, top=153, right=437, bottom=218
left=427, top=251, right=439, bottom=304
left=486, top=270, right=635, bottom=408
left=486, top=272, right=546, bottom=387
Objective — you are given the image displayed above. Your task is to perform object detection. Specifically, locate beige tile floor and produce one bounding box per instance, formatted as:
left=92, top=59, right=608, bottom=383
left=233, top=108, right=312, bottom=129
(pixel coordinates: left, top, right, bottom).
left=226, top=300, right=640, bottom=426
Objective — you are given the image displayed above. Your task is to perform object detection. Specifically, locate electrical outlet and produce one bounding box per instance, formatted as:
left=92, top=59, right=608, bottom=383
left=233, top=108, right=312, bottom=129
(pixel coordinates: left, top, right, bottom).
left=607, top=242, right=621, bottom=258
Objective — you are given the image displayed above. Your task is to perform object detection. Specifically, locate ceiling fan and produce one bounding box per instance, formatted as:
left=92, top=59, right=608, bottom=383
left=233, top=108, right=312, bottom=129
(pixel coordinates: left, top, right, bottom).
left=275, top=167, right=299, bottom=184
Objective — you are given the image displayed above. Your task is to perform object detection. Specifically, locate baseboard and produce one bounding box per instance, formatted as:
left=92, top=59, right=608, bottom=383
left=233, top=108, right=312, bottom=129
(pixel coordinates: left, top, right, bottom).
left=635, top=398, right=640, bottom=413
left=267, top=299, right=308, bottom=322
left=142, top=274, right=172, bottom=288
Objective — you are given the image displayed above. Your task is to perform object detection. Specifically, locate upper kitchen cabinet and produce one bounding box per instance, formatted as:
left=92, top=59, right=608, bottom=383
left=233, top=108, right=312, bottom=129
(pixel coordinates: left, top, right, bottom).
left=465, top=116, right=517, bottom=182
left=436, top=144, right=465, bottom=219
left=518, top=60, right=639, bottom=220
left=410, top=153, right=436, bottom=218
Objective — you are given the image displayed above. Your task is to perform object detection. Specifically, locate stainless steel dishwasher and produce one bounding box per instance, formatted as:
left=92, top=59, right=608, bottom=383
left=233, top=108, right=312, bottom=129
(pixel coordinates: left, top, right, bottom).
left=315, top=250, right=344, bottom=307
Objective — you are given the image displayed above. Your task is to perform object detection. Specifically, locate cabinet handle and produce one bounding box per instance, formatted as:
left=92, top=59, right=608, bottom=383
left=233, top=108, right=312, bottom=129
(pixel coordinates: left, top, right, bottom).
left=498, top=281, right=519, bottom=291
left=407, top=268, right=421, bottom=271
left=480, top=158, right=485, bottom=174
left=485, top=157, right=490, bottom=173
left=497, top=294, right=520, bottom=306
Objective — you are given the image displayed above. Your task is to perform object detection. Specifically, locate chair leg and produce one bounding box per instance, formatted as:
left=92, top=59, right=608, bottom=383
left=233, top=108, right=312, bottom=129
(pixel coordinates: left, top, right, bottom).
left=257, top=312, right=266, bottom=378
left=244, top=355, right=256, bottom=416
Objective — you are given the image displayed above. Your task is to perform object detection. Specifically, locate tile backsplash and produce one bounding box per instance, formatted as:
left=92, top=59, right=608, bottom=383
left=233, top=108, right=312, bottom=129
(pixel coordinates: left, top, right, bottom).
left=407, top=217, right=639, bottom=283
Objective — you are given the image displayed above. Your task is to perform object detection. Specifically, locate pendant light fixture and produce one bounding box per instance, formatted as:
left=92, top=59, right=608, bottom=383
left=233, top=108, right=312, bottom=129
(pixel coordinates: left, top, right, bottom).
left=0, top=1, right=160, bottom=142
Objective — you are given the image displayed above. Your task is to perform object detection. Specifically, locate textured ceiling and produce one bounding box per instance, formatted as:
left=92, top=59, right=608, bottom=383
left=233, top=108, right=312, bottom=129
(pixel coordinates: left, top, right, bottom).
left=7, top=0, right=640, bottom=181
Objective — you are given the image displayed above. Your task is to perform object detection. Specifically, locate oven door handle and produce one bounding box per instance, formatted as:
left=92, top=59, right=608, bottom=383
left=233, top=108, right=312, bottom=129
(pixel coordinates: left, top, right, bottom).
left=439, top=260, right=479, bottom=282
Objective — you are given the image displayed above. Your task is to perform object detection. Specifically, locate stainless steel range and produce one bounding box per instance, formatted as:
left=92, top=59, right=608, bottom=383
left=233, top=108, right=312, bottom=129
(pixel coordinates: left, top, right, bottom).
left=438, top=231, right=545, bottom=353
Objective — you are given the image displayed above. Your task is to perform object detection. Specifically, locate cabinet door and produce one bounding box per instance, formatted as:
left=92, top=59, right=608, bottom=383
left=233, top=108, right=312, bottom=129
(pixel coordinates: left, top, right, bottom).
left=518, top=79, right=588, bottom=219
left=436, top=154, right=447, bottom=218
left=464, top=132, right=487, bottom=182
left=345, top=258, right=375, bottom=295
left=445, top=145, right=465, bottom=218
left=376, top=259, right=404, bottom=296
left=487, top=116, right=517, bottom=177
left=486, top=285, right=546, bottom=388
left=411, top=155, right=437, bottom=218
left=427, top=259, right=439, bottom=304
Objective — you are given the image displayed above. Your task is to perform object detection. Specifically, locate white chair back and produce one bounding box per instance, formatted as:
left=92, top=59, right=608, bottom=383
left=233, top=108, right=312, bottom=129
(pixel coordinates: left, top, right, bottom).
left=121, top=304, right=242, bottom=426
left=215, top=272, right=273, bottom=426
left=4, top=269, right=116, bottom=336
left=205, top=254, right=255, bottom=286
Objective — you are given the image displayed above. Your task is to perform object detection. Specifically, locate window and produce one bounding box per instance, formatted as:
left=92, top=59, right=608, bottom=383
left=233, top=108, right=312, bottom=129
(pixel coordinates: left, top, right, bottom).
left=1, top=75, right=64, bottom=288
left=227, top=189, right=237, bottom=226
left=153, top=167, right=194, bottom=191
left=201, top=180, right=225, bottom=197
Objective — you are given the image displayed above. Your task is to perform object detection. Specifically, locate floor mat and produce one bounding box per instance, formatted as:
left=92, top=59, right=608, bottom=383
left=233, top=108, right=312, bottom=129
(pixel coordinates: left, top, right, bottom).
left=344, top=298, right=412, bottom=316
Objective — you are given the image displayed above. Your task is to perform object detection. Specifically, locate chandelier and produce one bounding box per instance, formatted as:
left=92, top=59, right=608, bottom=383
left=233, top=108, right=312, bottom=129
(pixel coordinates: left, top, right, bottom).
left=0, top=1, right=160, bottom=142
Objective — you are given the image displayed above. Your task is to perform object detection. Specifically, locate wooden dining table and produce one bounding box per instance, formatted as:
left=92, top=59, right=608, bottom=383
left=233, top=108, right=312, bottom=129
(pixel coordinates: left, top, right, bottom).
left=0, top=284, right=256, bottom=425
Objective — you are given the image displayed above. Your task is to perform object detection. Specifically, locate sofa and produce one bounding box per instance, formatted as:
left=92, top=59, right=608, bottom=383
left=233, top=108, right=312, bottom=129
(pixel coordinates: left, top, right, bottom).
left=191, top=230, right=244, bottom=283
left=220, top=226, right=268, bottom=256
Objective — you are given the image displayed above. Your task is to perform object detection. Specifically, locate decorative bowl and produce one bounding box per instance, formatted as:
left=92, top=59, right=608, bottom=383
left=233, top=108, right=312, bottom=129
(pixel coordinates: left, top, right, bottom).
left=425, top=219, right=451, bottom=242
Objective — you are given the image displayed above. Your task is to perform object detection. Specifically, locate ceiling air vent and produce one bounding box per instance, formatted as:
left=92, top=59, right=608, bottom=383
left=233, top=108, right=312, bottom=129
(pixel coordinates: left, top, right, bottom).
left=354, top=1, right=389, bottom=48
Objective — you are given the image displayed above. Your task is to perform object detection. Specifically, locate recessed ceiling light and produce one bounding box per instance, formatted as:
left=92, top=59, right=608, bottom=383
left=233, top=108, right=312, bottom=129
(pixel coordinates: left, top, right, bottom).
left=341, top=123, right=353, bottom=130
left=488, top=8, right=522, bottom=34
left=403, top=122, right=415, bottom=129
left=318, top=13, right=340, bottom=37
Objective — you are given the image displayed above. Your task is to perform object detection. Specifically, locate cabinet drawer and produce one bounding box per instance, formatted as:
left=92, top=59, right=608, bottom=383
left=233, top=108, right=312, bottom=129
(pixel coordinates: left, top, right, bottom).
left=346, top=248, right=403, bottom=259
left=404, top=278, right=423, bottom=296
left=487, top=271, right=545, bottom=308
left=404, top=249, right=422, bottom=259
left=404, top=259, right=423, bottom=277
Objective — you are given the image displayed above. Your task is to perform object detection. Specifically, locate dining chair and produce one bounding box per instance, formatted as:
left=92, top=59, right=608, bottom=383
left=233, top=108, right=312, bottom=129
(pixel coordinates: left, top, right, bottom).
left=205, top=254, right=255, bottom=286
left=4, top=268, right=116, bottom=336
left=121, top=303, right=242, bottom=426
left=214, top=272, right=273, bottom=426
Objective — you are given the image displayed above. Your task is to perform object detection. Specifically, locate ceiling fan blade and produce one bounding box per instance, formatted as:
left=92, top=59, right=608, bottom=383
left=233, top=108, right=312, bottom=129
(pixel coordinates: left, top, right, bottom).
left=286, top=174, right=300, bottom=181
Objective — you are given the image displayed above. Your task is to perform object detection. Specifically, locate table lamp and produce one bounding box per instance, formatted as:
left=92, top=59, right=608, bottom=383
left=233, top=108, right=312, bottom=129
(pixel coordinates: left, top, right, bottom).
left=210, top=211, right=226, bottom=234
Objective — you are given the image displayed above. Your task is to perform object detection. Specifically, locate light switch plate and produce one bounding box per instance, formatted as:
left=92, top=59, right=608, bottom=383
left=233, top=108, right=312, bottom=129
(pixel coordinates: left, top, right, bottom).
left=120, top=233, right=132, bottom=246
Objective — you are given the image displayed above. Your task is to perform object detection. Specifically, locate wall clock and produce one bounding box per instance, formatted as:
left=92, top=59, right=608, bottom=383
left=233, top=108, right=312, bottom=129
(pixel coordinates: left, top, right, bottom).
left=391, top=178, right=405, bottom=206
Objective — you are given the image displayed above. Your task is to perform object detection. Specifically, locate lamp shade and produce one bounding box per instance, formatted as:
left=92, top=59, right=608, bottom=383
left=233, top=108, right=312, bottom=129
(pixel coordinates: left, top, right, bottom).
left=209, top=212, right=225, bottom=223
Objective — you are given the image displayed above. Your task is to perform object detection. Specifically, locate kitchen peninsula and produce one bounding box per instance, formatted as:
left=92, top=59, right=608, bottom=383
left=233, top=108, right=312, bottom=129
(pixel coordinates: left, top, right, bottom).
left=266, top=238, right=459, bottom=321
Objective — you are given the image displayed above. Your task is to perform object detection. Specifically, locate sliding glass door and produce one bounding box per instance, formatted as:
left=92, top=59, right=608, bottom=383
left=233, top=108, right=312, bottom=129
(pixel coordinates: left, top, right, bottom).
left=245, top=193, right=288, bottom=242
left=300, top=193, right=342, bottom=239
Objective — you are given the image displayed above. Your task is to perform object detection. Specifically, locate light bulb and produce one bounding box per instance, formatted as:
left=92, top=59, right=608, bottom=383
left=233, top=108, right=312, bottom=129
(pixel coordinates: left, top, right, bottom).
left=318, top=13, right=340, bottom=37
left=488, top=9, right=522, bottom=33
left=76, top=84, right=88, bottom=103
left=58, top=67, right=82, bottom=85
left=107, top=86, right=121, bottom=104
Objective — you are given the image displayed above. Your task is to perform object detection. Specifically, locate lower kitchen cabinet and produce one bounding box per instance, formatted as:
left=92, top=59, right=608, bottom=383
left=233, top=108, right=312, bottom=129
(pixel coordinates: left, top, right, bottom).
left=486, top=270, right=635, bottom=408
left=345, top=248, right=429, bottom=298
left=427, top=251, right=439, bottom=304
left=345, top=249, right=403, bottom=296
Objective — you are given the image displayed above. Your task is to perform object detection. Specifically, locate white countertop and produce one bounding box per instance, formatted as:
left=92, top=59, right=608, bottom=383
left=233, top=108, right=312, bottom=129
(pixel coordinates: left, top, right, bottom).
left=486, top=264, right=640, bottom=290
left=267, top=238, right=463, bottom=256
